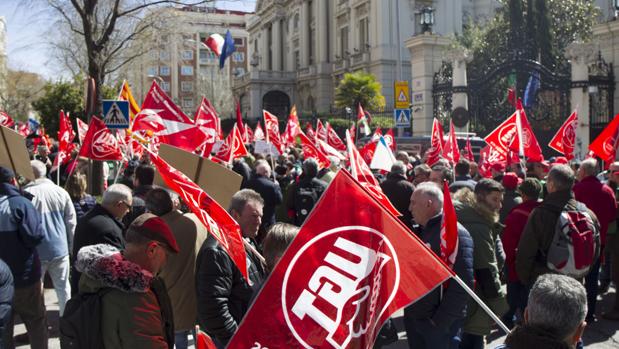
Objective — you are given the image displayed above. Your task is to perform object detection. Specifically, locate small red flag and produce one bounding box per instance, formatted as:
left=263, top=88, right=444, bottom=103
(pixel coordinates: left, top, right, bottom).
left=283, top=105, right=301, bottom=147
left=549, top=111, right=577, bottom=161
left=463, top=137, right=475, bottom=162
left=508, top=100, right=543, bottom=161
left=299, top=131, right=331, bottom=170
left=78, top=116, right=123, bottom=161
left=52, top=110, right=76, bottom=172
left=254, top=123, right=265, bottom=141
left=235, top=100, right=244, bottom=137
left=305, top=122, right=316, bottom=141
left=0, top=111, right=15, bottom=128
left=440, top=181, right=459, bottom=268
left=590, top=112, right=619, bottom=162
left=371, top=128, right=382, bottom=143
left=316, top=119, right=328, bottom=142
left=484, top=112, right=518, bottom=159
left=426, top=118, right=444, bottom=167
left=442, top=121, right=460, bottom=165
left=214, top=125, right=248, bottom=163
left=194, top=97, right=220, bottom=143
left=263, top=110, right=283, bottom=153
left=76, top=118, right=88, bottom=144
left=326, top=122, right=346, bottom=152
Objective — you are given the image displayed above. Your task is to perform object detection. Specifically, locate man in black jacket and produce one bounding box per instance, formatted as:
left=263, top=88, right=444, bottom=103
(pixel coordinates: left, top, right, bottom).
left=285, top=158, right=328, bottom=226
left=245, top=160, right=283, bottom=240
left=404, top=182, right=474, bottom=349
left=196, top=189, right=267, bottom=348
left=380, top=161, right=415, bottom=228
left=70, top=183, right=132, bottom=295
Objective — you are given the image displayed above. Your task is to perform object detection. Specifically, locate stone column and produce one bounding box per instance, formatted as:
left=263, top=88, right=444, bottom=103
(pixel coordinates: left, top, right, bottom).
left=405, top=33, right=450, bottom=136
left=446, top=48, right=472, bottom=132
left=272, top=19, right=282, bottom=71
left=566, top=42, right=597, bottom=160
left=317, top=0, right=328, bottom=64
left=260, top=27, right=269, bottom=70
left=300, top=0, right=310, bottom=68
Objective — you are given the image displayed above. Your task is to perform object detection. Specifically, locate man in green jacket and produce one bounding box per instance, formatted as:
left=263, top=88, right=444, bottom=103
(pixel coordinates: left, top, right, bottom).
left=75, top=213, right=179, bottom=349
left=454, top=179, right=508, bottom=349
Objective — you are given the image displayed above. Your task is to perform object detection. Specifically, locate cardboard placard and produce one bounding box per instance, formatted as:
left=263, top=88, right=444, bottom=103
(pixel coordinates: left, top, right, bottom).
left=254, top=139, right=281, bottom=156
left=0, top=125, right=35, bottom=181
left=154, top=143, right=242, bottom=209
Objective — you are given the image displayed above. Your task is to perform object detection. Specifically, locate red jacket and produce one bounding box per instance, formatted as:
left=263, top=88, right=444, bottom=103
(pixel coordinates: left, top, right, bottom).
left=574, top=176, right=617, bottom=246
left=502, top=200, right=541, bottom=283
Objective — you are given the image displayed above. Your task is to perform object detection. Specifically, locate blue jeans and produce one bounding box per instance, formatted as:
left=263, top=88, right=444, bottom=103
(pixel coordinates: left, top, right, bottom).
left=504, top=281, right=528, bottom=326
left=585, top=258, right=602, bottom=319
left=174, top=329, right=196, bottom=349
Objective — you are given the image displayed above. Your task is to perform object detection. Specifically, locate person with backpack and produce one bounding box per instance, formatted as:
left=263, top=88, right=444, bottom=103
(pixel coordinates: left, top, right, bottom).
left=285, top=158, right=328, bottom=226
left=516, top=165, right=601, bottom=288
left=63, top=213, right=178, bottom=349
left=573, top=158, right=617, bottom=322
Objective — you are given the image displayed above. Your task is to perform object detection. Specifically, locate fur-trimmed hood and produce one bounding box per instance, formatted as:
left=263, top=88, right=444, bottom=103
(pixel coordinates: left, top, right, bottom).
left=76, top=244, right=153, bottom=293
left=453, top=187, right=499, bottom=226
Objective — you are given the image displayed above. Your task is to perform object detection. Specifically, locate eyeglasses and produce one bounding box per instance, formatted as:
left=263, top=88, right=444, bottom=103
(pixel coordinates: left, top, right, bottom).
left=119, top=200, right=132, bottom=210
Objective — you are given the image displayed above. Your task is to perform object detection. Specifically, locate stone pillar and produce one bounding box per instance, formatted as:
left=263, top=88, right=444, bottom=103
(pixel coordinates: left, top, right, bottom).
left=260, top=27, right=269, bottom=70
left=447, top=49, right=472, bottom=132
left=272, top=19, right=282, bottom=71
left=300, top=0, right=310, bottom=68
left=566, top=42, right=597, bottom=160
left=317, top=0, right=329, bottom=64
left=405, top=33, right=450, bottom=136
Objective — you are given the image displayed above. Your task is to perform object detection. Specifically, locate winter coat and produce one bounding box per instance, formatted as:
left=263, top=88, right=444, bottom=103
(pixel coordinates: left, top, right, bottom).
left=0, top=258, right=14, bottom=346
left=245, top=174, right=283, bottom=232
left=450, top=175, right=477, bottom=193
left=495, top=325, right=571, bottom=349
left=122, top=184, right=152, bottom=227
left=404, top=214, right=474, bottom=332
left=24, top=178, right=77, bottom=261
left=0, top=183, right=44, bottom=288
left=76, top=244, right=174, bottom=349
left=453, top=188, right=508, bottom=336
left=195, top=235, right=266, bottom=345
left=574, top=175, right=617, bottom=246
left=72, top=194, right=97, bottom=220
left=285, top=176, right=328, bottom=225
left=70, top=204, right=125, bottom=295
left=515, top=189, right=600, bottom=285
left=499, top=189, right=522, bottom=225
left=158, top=211, right=208, bottom=331
left=233, top=160, right=252, bottom=189
left=501, top=200, right=541, bottom=283
left=380, top=173, right=415, bottom=227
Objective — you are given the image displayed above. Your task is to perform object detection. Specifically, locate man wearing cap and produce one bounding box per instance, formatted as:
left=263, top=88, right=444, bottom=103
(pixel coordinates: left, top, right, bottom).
left=501, top=178, right=542, bottom=328
left=0, top=166, right=48, bottom=349
left=499, top=173, right=523, bottom=224
left=74, top=213, right=178, bottom=349
left=381, top=161, right=415, bottom=228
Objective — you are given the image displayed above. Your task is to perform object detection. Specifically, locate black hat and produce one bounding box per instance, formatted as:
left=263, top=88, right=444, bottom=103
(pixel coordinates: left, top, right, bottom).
left=0, top=166, right=15, bottom=183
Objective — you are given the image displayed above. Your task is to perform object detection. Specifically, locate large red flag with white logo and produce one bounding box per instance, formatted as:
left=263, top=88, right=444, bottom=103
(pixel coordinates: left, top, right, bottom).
left=442, top=120, right=460, bottom=165
left=0, top=111, right=14, bottom=128
left=76, top=118, right=88, bottom=144
left=264, top=110, right=283, bottom=153
left=254, top=123, right=265, bottom=141
left=194, top=97, right=221, bottom=143
left=213, top=125, right=248, bottom=164
left=148, top=149, right=249, bottom=281
left=426, top=118, right=444, bottom=167
left=52, top=110, right=76, bottom=172
left=305, top=122, right=316, bottom=141
left=326, top=122, right=347, bottom=152
left=360, top=141, right=378, bottom=165
left=299, top=131, right=331, bottom=170
left=484, top=112, right=518, bottom=158
left=227, top=169, right=453, bottom=349
left=589, top=112, right=619, bottom=162
left=440, top=180, right=459, bottom=268
left=346, top=130, right=400, bottom=216
left=549, top=111, right=577, bottom=161
left=316, top=119, right=328, bottom=142
left=78, top=116, right=123, bottom=161
left=508, top=101, right=543, bottom=161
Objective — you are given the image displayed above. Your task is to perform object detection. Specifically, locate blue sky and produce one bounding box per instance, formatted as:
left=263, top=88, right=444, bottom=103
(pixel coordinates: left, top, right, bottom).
left=0, top=0, right=256, bottom=80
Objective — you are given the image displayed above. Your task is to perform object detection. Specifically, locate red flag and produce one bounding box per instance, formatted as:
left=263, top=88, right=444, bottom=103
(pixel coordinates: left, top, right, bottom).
left=236, top=100, right=244, bottom=137
left=148, top=150, right=249, bottom=281
left=305, top=122, right=316, bottom=140
left=484, top=112, right=518, bottom=158
left=194, top=97, right=221, bottom=143
left=509, top=101, right=543, bottom=161
left=371, top=128, right=383, bottom=143
left=227, top=169, right=452, bottom=349
left=17, top=122, right=30, bottom=138
left=426, top=118, right=444, bottom=167
left=346, top=130, right=400, bottom=216
left=442, top=121, right=460, bottom=165
left=463, top=137, right=475, bottom=162
left=316, top=119, right=328, bottom=142
left=590, top=112, right=619, bottom=162
left=283, top=105, right=301, bottom=147
left=440, top=181, right=459, bottom=268
left=317, top=139, right=347, bottom=162
left=78, top=116, right=123, bottom=161
left=549, top=111, right=577, bottom=161
left=349, top=123, right=356, bottom=144
left=244, top=123, right=253, bottom=143
left=507, top=88, right=517, bottom=107
left=360, top=141, right=378, bottom=165
left=326, top=122, right=346, bottom=152
left=196, top=328, right=217, bottom=349
left=478, top=145, right=506, bottom=178
left=214, top=125, right=249, bottom=163
left=263, top=110, right=283, bottom=153
left=254, top=123, right=265, bottom=141
left=0, top=111, right=14, bottom=128
left=299, top=131, right=331, bottom=170
left=52, top=111, right=76, bottom=172
left=357, top=103, right=371, bottom=136
left=384, top=129, right=396, bottom=152
left=76, top=118, right=88, bottom=144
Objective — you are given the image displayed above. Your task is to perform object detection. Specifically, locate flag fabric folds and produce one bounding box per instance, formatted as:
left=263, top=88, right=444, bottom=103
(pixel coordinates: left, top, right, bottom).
left=508, top=101, right=543, bottom=162
left=426, top=118, right=444, bottom=167
left=204, top=33, right=225, bottom=56
left=118, top=80, right=141, bottom=121
left=254, top=123, right=265, bottom=141
left=326, top=122, right=346, bottom=152
left=549, top=111, right=578, bottom=161
left=227, top=169, right=453, bottom=348
left=589, top=112, right=619, bottom=162
left=370, top=136, right=396, bottom=172
left=463, top=137, right=475, bottom=162
left=299, top=131, right=331, bottom=170
left=219, top=30, right=236, bottom=69
left=523, top=71, right=540, bottom=108
left=214, top=124, right=249, bottom=163
left=0, top=112, right=14, bottom=127
left=78, top=116, right=123, bottom=161
left=316, top=119, right=328, bottom=142
left=442, top=121, right=460, bottom=165
left=440, top=180, right=459, bottom=268
left=263, top=110, right=283, bottom=154
left=357, top=103, right=371, bottom=136
left=76, top=118, right=89, bottom=144
left=51, top=110, right=76, bottom=172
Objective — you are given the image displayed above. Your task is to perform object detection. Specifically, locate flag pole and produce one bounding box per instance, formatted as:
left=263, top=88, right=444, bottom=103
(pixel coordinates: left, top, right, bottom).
left=56, top=165, right=60, bottom=186
left=451, top=274, right=511, bottom=335
left=113, top=161, right=122, bottom=184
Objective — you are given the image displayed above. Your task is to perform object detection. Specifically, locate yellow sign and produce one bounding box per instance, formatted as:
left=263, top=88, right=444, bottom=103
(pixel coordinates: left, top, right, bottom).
left=394, top=81, right=410, bottom=109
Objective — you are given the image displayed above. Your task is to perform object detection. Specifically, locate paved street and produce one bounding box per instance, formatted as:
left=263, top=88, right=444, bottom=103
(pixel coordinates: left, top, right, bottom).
left=11, top=285, right=619, bottom=348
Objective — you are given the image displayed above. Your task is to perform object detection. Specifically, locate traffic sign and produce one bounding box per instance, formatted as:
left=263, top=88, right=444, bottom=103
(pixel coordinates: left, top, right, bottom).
left=102, top=100, right=130, bottom=129
left=394, top=109, right=411, bottom=127
left=394, top=81, right=410, bottom=109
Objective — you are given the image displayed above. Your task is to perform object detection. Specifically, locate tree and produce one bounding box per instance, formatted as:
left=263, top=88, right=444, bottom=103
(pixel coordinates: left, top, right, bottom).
left=0, top=70, right=47, bottom=121
left=334, top=71, right=386, bottom=111
left=32, top=80, right=84, bottom=135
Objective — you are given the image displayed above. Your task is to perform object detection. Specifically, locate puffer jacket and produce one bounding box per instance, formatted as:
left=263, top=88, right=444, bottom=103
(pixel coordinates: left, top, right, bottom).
left=404, top=214, right=474, bottom=332
left=0, top=183, right=44, bottom=288
left=76, top=244, right=174, bottom=349
left=195, top=235, right=266, bottom=346
left=454, top=188, right=508, bottom=336
left=24, top=178, right=77, bottom=261
left=0, top=258, right=14, bottom=347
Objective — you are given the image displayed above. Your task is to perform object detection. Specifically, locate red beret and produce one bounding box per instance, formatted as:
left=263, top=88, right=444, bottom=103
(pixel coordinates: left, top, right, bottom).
left=129, top=213, right=179, bottom=253
left=502, top=172, right=522, bottom=190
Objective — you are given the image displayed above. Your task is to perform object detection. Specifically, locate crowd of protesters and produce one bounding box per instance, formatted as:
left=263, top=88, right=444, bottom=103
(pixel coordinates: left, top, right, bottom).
left=0, top=135, right=617, bottom=349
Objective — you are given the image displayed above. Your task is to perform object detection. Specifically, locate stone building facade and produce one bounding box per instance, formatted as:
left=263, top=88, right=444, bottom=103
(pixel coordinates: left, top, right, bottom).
left=0, top=17, right=7, bottom=104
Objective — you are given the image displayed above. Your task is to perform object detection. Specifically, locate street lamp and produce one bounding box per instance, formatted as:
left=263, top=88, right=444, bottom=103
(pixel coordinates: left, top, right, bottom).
left=420, top=7, right=435, bottom=33
left=615, top=0, right=619, bottom=18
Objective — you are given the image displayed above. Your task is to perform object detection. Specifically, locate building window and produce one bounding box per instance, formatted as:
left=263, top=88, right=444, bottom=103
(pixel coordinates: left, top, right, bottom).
left=181, top=65, right=194, bottom=76
left=159, top=66, right=170, bottom=76
left=234, top=38, right=244, bottom=47
left=294, top=13, right=299, bottom=31
left=359, top=17, right=369, bottom=49
left=147, top=67, right=157, bottom=76
left=181, top=81, right=193, bottom=92
left=232, top=52, right=244, bottom=63
left=182, top=98, right=194, bottom=109
left=234, top=67, right=245, bottom=76
left=160, top=51, right=170, bottom=60
left=181, top=50, right=194, bottom=60
left=294, top=50, right=300, bottom=70
left=339, top=26, right=349, bottom=58
left=161, top=81, right=170, bottom=91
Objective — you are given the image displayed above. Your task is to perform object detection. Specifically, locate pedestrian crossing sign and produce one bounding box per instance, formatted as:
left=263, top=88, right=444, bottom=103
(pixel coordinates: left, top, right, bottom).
left=394, top=109, right=411, bottom=127
left=102, top=100, right=130, bottom=129
left=394, top=81, right=410, bottom=109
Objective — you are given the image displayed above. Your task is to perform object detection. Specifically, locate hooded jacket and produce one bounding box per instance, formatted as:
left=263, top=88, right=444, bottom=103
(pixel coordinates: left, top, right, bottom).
left=76, top=244, right=174, bottom=349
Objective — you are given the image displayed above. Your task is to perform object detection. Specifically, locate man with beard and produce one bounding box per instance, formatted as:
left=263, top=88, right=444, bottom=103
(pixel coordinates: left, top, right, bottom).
left=454, top=179, right=508, bottom=349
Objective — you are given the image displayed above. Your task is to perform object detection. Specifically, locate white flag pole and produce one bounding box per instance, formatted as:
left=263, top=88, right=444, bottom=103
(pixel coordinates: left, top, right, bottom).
left=451, top=274, right=511, bottom=335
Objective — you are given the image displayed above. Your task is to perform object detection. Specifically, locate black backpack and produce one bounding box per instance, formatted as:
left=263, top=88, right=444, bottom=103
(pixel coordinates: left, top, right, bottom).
left=294, top=184, right=320, bottom=225
left=59, top=288, right=112, bottom=349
